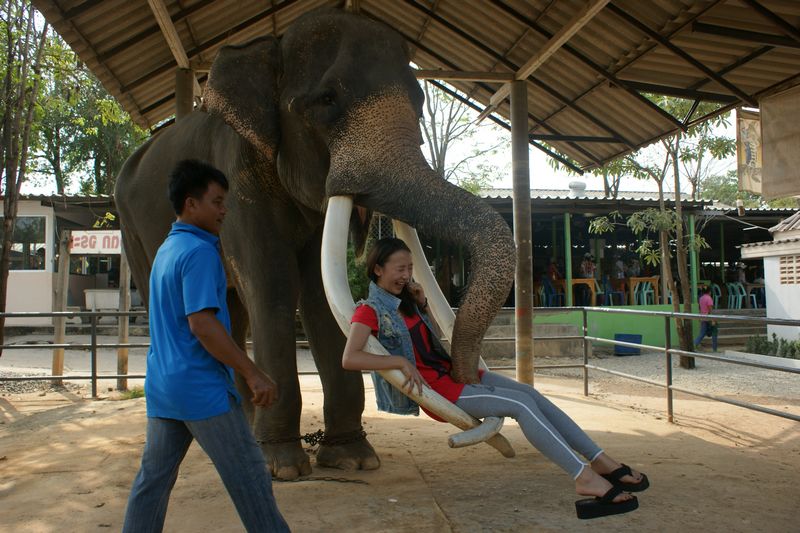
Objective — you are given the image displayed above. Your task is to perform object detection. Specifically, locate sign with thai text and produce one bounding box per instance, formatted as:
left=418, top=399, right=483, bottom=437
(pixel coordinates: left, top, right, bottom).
left=69, top=230, right=122, bottom=255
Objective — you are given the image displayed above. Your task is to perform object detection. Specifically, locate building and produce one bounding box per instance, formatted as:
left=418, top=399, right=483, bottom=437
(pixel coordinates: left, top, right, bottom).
left=741, top=211, right=800, bottom=341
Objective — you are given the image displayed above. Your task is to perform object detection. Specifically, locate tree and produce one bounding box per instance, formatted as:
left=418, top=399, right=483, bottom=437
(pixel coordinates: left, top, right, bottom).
left=0, top=0, right=48, bottom=355
left=588, top=98, right=733, bottom=366
left=700, top=170, right=799, bottom=209
left=419, top=81, right=504, bottom=193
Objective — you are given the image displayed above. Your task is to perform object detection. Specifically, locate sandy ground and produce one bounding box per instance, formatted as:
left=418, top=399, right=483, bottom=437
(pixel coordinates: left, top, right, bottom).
left=1, top=368, right=798, bottom=533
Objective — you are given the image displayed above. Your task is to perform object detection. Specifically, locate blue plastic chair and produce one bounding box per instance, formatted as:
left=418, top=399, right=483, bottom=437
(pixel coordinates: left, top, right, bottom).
left=541, top=277, right=565, bottom=307
left=636, top=281, right=655, bottom=305
left=726, top=282, right=742, bottom=309
left=710, top=283, right=721, bottom=307
left=734, top=282, right=756, bottom=308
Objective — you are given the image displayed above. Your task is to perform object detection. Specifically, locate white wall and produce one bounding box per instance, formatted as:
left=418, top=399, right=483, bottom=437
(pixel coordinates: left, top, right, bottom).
left=6, top=272, right=54, bottom=326
left=5, top=201, right=56, bottom=326
left=764, top=256, right=800, bottom=340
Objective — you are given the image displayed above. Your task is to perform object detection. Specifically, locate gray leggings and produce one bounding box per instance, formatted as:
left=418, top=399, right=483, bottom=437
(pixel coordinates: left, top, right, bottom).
left=455, top=371, right=602, bottom=479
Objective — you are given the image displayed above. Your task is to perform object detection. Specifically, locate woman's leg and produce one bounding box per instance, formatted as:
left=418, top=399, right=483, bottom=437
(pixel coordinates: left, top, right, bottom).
left=456, top=382, right=588, bottom=479
left=477, top=371, right=603, bottom=462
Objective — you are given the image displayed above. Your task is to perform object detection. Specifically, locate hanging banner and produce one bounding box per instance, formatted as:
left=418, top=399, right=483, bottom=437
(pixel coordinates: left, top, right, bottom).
left=736, top=108, right=762, bottom=195
left=69, top=230, right=122, bottom=255
left=760, top=84, right=800, bottom=200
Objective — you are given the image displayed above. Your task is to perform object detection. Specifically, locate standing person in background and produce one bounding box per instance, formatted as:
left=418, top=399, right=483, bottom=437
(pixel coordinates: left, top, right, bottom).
left=694, top=286, right=718, bottom=352
left=123, top=160, right=290, bottom=533
left=548, top=257, right=562, bottom=281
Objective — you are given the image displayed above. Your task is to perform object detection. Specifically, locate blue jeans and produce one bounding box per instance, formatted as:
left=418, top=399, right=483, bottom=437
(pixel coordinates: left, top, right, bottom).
left=123, top=397, right=289, bottom=532
left=694, top=320, right=718, bottom=352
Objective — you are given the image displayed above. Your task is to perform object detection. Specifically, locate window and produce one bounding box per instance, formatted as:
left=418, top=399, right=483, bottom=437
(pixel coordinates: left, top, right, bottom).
left=0, top=216, right=46, bottom=270
left=779, top=254, right=800, bottom=285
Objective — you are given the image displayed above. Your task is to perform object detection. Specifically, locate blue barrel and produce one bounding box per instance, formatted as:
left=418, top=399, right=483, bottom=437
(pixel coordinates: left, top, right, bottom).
left=613, top=333, right=642, bottom=356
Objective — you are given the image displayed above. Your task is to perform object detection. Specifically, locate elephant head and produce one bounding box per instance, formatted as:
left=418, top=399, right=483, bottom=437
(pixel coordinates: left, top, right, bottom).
left=204, top=8, right=515, bottom=383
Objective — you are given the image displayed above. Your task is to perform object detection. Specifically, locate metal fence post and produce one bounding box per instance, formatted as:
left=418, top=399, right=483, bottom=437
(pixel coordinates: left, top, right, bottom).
left=90, top=314, right=98, bottom=399
left=665, top=315, right=674, bottom=423
left=582, top=307, right=589, bottom=396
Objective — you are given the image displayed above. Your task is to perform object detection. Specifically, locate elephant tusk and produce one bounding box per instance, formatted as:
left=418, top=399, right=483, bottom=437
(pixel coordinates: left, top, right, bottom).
left=287, top=96, right=295, bottom=113
left=448, top=416, right=504, bottom=448
left=392, top=221, right=489, bottom=372
left=321, top=196, right=514, bottom=458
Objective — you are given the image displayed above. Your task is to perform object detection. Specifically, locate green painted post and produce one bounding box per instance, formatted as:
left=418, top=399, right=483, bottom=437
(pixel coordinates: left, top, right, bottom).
left=719, top=222, right=725, bottom=282
left=564, top=213, right=573, bottom=305
left=689, top=214, right=699, bottom=304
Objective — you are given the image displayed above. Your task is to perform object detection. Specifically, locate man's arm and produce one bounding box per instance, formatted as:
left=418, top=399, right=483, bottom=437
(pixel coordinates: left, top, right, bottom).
left=188, top=309, right=277, bottom=407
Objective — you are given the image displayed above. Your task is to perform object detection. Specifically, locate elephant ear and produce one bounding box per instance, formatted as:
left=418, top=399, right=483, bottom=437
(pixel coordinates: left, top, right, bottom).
left=202, top=36, right=280, bottom=160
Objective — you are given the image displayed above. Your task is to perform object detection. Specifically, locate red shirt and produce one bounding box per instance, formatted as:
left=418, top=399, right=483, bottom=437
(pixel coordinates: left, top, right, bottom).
left=352, top=304, right=472, bottom=419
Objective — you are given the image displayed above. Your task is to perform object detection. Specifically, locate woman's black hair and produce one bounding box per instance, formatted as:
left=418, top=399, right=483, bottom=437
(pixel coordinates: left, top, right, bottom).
left=168, top=159, right=229, bottom=215
left=365, top=237, right=417, bottom=317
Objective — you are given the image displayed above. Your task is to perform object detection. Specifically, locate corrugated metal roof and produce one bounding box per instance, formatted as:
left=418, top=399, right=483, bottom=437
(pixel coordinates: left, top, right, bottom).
left=480, top=188, right=699, bottom=202
left=769, top=210, right=800, bottom=233
left=740, top=236, right=800, bottom=248
left=31, top=0, right=800, bottom=171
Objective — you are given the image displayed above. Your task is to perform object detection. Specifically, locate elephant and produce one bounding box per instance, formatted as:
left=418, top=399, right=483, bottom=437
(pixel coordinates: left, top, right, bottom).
left=115, top=7, right=515, bottom=480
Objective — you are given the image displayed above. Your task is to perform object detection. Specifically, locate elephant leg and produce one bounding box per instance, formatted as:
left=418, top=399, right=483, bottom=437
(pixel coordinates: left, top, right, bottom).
left=297, top=232, right=380, bottom=471
left=226, top=236, right=310, bottom=480
left=226, top=287, right=254, bottom=425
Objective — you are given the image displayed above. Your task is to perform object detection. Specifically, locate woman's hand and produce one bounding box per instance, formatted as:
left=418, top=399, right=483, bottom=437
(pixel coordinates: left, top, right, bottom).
left=407, top=281, right=427, bottom=309
left=397, top=356, right=425, bottom=396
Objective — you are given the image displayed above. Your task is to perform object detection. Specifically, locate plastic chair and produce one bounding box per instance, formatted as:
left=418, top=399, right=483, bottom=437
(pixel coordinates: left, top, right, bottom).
left=726, top=282, right=742, bottom=309
left=710, top=283, right=721, bottom=308
left=602, top=276, right=624, bottom=306
left=734, top=282, right=755, bottom=308
left=541, top=277, right=565, bottom=307
left=636, top=281, right=655, bottom=305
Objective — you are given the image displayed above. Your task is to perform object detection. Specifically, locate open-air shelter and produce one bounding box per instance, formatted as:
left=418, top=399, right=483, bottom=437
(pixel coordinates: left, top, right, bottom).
left=30, top=0, right=800, bottom=379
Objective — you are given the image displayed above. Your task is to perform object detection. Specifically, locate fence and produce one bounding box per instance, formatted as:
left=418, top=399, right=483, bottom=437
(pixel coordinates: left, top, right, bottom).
left=1, top=308, right=798, bottom=423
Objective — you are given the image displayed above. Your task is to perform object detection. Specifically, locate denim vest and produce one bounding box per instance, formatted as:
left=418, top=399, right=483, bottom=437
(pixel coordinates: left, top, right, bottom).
left=359, top=281, right=439, bottom=416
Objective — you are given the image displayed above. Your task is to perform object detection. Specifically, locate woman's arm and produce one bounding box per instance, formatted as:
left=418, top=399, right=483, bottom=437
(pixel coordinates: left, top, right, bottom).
left=342, top=322, right=424, bottom=394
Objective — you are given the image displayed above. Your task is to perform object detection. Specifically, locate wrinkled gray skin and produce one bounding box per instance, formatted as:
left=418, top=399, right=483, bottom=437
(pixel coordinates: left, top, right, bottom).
left=115, top=8, right=514, bottom=480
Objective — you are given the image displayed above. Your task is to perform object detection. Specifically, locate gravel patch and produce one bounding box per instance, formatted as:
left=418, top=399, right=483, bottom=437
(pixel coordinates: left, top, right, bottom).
left=521, top=350, right=800, bottom=402
left=0, top=370, right=83, bottom=395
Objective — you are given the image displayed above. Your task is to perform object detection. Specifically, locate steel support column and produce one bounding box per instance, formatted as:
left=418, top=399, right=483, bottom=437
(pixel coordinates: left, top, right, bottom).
left=564, top=213, right=573, bottom=305
left=511, top=80, right=533, bottom=385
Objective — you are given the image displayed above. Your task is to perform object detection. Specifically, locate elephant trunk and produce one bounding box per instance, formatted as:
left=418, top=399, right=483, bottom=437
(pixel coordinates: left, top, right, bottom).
left=326, top=88, right=515, bottom=383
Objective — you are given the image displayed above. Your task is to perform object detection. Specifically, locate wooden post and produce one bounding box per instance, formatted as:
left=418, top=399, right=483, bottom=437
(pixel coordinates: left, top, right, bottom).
left=175, top=67, right=194, bottom=120
left=511, top=80, right=534, bottom=385
left=563, top=213, right=573, bottom=305
left=117, top=249, right=131, bottom=391
left=52, top=230, right=70, bottom=385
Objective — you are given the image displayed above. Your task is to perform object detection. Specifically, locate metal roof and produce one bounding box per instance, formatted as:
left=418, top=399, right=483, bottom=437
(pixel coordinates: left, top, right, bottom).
left=31, top=0, right=800, bottom=172
left=769, top=210, right=800, bottom=232
left=480, top=188, right=699, bottom=201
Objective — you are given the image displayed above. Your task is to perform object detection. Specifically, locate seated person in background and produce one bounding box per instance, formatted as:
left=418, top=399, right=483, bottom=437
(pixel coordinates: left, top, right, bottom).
left=342, top=237, right=648, bottom=520
left=613, top=255, right=627, bottom=280
left=579, top=253, right=596, bottom=279
left=628, top=259, right=641, bottom=277
left=548, top=257, right=562, bottom=280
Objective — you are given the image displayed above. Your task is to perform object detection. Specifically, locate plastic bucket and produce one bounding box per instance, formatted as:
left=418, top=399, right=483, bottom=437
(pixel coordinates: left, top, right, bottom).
left=613, top=333, right=642, bottom=356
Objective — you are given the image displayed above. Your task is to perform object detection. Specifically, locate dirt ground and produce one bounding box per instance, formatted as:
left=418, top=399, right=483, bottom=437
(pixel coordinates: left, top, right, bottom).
left=1, top=372, right=798, bottom=533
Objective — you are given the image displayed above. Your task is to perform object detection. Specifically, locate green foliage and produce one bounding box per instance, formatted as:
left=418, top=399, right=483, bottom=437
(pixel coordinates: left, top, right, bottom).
left=25, top=26, right=147, bottom=195
left=745, top=334, right=800, bottom=360
left=118, top=386, right=145, bottom=400
left=700, top=170, right=799, bottom=209
left=347, top=243, right=369, bottom=301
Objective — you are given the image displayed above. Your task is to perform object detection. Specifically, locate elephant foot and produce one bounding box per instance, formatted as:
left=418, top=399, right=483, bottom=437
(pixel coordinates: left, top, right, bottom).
left=260, top=441, right=312, bottom=480
left=316, top=436, right=381, bottom=471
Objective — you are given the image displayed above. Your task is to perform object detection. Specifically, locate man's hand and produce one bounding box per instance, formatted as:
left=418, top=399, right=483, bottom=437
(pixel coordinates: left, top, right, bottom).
left=245, top=369, right=278, bottom=408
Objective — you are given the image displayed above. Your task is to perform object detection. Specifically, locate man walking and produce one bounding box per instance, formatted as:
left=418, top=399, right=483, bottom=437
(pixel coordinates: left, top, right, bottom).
left=123, top=160, right=290, bottom=532
left=694, top=286, right=718, bottom=352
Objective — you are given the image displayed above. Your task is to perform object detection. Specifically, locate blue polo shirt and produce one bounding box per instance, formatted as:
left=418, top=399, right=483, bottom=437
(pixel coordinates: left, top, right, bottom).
left=144, top=221, right=240, bottom=420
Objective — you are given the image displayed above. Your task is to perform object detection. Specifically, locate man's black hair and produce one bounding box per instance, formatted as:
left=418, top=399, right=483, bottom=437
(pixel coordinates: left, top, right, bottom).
left=168, top=159, right=229, bottom=215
